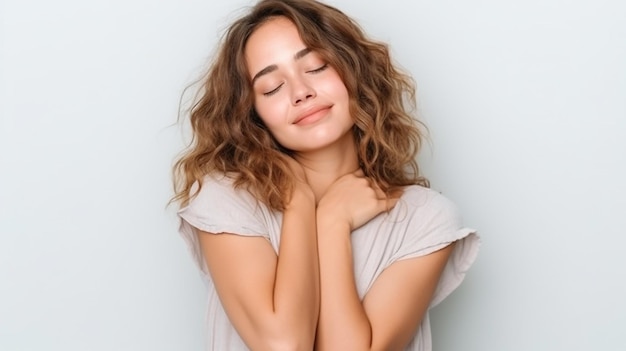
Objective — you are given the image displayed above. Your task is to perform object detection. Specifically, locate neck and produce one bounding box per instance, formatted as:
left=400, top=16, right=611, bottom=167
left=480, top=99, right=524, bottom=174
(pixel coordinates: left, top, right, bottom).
left=294, top=134, right=359, bottom=202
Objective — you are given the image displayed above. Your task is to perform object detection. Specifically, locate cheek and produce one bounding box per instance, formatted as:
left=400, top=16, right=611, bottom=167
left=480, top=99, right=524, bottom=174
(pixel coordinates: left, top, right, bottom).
left=326, top=74, right=349, bottom=98
left=254, top=101, right=283, bottom=131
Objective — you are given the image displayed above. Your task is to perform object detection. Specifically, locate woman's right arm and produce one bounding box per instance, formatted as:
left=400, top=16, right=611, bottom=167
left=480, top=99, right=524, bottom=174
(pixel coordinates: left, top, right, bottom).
left=197, top=183, right=319, bottom=351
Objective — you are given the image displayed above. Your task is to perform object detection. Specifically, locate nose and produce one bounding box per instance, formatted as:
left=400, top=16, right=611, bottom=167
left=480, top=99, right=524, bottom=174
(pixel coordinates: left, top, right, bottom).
left=291, top=78, right=316, bottom=105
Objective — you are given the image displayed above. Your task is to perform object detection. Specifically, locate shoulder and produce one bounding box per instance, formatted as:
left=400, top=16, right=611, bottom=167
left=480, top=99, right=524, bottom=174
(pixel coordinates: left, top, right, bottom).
left=396, top=188, right=480, bottom=308
left=386, top=185, right=478, bottom=273
left=177, top=174, right=274, bottom=274
left=188, top=173, right=258, bottom=209
left=388, top=185, right=468, bottom=248
left=399, top=185, right=461, bottom=224
left=178, top=173, right=270, bottom=237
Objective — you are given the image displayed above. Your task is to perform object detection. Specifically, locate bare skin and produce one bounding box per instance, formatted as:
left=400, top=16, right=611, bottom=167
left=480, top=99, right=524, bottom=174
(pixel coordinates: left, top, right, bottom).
left=197, top=16, right=455, bottom=351
left=198, top=155, right=318, bottom=351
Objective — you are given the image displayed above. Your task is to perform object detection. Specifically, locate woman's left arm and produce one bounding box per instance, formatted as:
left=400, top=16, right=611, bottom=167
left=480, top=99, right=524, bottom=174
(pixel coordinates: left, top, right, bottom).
left=314, top=173, right=455, bottom=351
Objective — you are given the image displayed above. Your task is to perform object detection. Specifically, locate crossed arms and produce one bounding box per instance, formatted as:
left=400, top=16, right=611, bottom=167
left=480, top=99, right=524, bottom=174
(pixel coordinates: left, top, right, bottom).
left=197, top=170, right=454, bottom=351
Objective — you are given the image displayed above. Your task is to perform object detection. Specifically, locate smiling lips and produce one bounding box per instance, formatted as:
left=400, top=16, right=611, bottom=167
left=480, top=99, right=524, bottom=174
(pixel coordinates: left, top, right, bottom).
left=293, top=105, right=332, bottom=126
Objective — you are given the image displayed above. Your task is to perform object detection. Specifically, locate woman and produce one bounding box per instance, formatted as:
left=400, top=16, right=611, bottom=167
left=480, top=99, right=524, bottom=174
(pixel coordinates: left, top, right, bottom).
left=172, top=0, right=479, bottom=350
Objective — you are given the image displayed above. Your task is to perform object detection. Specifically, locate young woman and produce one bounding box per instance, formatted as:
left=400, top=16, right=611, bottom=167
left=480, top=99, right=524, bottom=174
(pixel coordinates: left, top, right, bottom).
left=172, top=0, right=479, bottom=350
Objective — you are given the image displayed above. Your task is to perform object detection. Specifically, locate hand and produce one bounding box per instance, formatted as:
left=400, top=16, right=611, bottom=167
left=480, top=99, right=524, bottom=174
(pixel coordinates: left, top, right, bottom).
left=317, top=170, right=401, bottom=231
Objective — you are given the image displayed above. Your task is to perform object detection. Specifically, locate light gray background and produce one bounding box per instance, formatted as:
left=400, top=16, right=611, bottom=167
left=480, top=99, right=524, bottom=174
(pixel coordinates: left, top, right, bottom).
left=1, top=0, right=624, bottom=350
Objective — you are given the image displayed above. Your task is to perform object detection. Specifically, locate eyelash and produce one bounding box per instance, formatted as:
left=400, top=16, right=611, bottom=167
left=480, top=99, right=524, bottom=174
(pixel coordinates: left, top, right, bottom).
left=308, top=63, right=329, bottom=74
left=263, top=84, right=283, bottom=97
left=262, top=64, right=329, bottom=96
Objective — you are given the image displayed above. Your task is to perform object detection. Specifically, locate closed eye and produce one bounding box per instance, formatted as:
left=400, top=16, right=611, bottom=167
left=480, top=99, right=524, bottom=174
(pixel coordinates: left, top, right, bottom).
left=307, top=63, right=328, bottom=74
left=261, top=64, right=327, bottom=96
left=263, top=83, right=284, bottom=96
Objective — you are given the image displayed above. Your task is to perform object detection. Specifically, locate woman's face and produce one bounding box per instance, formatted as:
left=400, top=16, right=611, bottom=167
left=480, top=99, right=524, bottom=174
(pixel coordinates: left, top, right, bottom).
left=245, top=16, right=353, bottom=153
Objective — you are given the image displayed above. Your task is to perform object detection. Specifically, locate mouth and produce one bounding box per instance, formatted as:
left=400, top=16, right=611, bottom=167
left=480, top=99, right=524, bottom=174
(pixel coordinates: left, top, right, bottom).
left=293, top=105, right=332, bottom=125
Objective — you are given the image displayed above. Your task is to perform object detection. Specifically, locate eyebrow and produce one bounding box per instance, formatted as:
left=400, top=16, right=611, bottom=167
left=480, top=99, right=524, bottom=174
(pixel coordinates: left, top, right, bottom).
left=251, top=47, right=312, bottom=85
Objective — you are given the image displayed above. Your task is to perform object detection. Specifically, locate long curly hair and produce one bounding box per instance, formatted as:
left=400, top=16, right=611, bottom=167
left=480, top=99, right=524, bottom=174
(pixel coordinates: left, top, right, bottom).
left=172, top=0, right=429, bottom=211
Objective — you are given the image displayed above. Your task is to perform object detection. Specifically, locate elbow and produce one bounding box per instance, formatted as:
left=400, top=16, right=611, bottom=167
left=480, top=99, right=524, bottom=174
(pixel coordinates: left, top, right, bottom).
left=264, top=334, right=315, bottom=351
left=253, top=324, right=316, bottom=351
left=244, top=309, right=318, bottom=350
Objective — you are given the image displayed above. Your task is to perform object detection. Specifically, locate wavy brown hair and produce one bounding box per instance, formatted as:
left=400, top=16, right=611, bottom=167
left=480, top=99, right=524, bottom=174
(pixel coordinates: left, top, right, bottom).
left=172, top=0, right=429, bottom=211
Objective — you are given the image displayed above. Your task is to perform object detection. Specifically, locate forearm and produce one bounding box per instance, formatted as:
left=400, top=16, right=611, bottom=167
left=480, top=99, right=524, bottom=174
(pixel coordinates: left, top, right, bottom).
left=315, top=219, right=372, bottom=351
left=273, top=189, right=320, bottom=344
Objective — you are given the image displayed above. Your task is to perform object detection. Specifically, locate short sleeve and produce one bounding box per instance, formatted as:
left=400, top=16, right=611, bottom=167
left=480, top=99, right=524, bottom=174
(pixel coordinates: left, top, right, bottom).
left=177, top=175, right=268, bottom=274
left=390, top=189, right=480, bottom=307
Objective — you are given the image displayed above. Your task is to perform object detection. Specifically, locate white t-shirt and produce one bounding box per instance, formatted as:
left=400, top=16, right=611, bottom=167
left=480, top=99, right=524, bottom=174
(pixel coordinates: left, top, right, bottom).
left=178, top=174, right=480, bottom=351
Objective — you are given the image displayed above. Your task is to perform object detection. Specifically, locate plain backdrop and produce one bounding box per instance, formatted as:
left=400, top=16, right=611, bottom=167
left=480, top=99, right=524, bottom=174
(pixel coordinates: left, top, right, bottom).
left=1, top=0, right=625, bottom=350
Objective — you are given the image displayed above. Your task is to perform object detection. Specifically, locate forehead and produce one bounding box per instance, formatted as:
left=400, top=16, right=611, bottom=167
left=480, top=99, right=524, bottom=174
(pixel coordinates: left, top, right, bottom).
left=244, top=17, right=306, bottom=73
